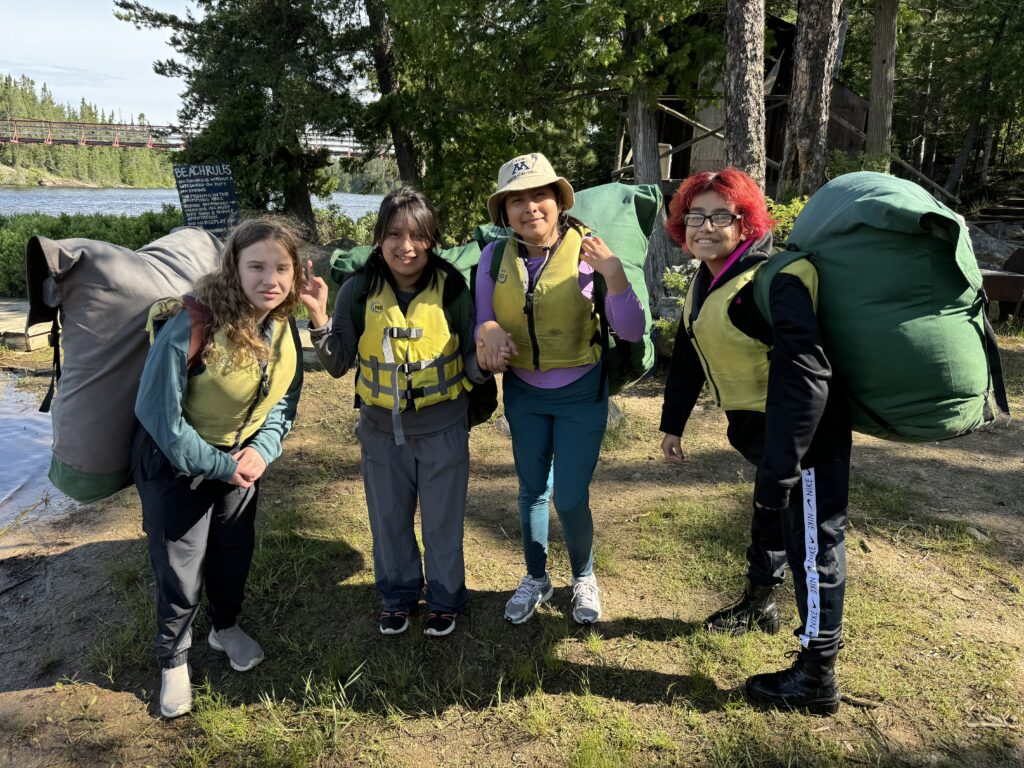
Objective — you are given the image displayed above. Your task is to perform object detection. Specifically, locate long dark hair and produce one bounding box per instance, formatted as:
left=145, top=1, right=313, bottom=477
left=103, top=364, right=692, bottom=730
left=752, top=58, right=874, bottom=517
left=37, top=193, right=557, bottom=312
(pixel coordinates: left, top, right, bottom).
left=361, top=187, right=463, bottom=299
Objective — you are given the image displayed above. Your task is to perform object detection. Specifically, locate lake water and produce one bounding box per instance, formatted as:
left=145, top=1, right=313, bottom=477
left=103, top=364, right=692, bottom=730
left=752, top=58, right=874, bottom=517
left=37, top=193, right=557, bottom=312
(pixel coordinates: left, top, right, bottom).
left=0, top=186, right=383, bottom=219
left=0, top=373, right=77, bottom=526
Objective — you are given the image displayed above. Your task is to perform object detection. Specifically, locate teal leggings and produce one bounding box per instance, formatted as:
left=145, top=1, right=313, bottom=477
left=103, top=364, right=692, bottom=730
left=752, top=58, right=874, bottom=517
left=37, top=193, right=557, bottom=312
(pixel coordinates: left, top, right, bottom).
left=502, top=365, right=608, bottom=579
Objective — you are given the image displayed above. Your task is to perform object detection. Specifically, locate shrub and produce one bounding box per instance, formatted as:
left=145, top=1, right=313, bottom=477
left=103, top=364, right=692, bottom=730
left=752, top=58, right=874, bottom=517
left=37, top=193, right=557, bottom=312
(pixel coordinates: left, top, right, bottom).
left=0, top=205, right=184, bottom=296
left=766, top=195, right=807, bottom=243
left=315, top=205, right=376, bottom=245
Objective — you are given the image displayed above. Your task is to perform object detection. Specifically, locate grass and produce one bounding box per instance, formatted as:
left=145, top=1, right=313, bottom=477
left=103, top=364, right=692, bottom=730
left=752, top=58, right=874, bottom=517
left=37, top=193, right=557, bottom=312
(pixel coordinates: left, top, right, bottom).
left=5, top=332, right=1024, bottom=767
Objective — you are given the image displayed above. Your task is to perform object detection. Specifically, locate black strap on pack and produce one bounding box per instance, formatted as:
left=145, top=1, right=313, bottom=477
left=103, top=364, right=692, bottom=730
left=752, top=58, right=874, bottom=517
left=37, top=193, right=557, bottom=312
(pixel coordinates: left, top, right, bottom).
left=39, top=318, right=61, bottom=413
left=980, top=291, right=1010, bottom=418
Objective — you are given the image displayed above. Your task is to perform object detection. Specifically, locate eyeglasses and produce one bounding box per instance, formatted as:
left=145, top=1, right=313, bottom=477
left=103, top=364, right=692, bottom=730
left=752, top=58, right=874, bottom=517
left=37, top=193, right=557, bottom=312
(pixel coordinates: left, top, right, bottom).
left=683, top=212, right=742, bottom=228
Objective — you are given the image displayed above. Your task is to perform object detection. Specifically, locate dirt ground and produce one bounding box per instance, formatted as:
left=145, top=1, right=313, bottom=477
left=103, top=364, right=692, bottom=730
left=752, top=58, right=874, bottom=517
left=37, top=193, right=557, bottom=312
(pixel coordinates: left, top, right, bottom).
left=1, top=336, right=1022, bottom=767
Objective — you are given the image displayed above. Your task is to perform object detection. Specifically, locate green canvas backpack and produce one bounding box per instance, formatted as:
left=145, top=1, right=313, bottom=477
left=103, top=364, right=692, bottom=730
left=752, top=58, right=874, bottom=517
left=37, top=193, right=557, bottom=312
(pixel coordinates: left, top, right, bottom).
left=753, top=171, right=1009, bottom=442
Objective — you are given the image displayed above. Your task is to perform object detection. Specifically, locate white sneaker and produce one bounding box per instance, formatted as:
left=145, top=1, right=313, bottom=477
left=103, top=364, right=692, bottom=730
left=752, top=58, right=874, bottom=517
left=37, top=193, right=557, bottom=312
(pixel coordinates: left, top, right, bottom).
left=160, top=664, right=192, bottom=719
left=208, top=624, right=264, bottom=672
left=504, top=572, right=554, bottom=624
left=571, top=574, right=602, bottom=624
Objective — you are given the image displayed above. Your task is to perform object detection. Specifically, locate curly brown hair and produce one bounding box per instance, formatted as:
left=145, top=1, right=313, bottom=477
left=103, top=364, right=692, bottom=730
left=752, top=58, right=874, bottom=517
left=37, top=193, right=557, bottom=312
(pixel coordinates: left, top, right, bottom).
left=193, top=216, right=305, bottom=370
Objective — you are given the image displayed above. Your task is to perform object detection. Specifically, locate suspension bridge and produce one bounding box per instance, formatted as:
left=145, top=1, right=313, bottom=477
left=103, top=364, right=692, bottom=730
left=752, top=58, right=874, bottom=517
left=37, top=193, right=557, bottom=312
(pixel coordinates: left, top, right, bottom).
left=0, top=119, right=371, bottom=157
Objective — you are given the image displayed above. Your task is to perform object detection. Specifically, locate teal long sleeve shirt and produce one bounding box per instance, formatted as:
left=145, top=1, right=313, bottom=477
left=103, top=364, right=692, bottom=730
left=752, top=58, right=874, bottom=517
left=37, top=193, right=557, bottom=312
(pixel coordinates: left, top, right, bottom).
left=134, top=310, right=303, bottom=482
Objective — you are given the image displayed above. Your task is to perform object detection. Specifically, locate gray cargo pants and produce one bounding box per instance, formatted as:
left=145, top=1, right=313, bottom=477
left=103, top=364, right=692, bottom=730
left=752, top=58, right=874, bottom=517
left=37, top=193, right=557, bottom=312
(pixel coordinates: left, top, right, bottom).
left=132, top=428, right=258, bottom=669
left=358, top=417, right=469, bottom=613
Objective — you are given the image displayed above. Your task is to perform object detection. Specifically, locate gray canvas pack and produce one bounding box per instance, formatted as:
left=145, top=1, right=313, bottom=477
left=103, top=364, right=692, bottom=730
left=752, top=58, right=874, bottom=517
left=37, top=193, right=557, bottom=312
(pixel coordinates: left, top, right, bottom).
left=25, top=227, right=223, bottom=503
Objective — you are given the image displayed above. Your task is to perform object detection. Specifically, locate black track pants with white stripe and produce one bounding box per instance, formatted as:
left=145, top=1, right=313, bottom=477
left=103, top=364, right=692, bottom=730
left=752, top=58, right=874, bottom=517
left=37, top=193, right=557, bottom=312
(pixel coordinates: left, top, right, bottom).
left=781, top=445, right=851, bottom=664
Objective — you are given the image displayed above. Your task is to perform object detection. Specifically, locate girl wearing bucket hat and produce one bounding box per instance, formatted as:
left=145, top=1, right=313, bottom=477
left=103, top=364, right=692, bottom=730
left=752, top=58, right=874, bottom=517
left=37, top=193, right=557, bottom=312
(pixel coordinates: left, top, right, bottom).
left=475, top=152, right=646, bottom=625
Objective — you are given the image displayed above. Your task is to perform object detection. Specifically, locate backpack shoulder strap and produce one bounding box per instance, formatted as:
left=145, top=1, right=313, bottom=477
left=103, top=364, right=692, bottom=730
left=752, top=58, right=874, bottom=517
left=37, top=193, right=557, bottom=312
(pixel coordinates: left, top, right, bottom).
left=488, top=239, right=507, bottom=282
left=348, top=270, right=370, bottom=338
left=751, top=246, right=811, bottom=324
left=182, top=294, right=213, bottom=371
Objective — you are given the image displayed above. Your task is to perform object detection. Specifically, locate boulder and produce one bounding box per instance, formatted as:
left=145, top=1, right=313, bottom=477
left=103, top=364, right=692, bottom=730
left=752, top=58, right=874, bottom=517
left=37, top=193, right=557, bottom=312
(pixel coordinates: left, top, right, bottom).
left=977, top=222, right=1024, bottom=242
left=968, top=223, right=1017, bottom=267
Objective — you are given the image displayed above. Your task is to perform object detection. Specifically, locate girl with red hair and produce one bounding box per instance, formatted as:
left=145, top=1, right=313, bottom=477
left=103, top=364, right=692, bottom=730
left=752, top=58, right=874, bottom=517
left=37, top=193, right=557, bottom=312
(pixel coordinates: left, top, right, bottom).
left=658, top=167, right=853, bottom=716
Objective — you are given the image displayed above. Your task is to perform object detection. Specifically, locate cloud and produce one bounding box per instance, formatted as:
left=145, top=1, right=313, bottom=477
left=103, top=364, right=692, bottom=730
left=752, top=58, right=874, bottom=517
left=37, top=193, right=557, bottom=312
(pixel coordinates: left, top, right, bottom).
left=0, top=60, right=127, bottom=88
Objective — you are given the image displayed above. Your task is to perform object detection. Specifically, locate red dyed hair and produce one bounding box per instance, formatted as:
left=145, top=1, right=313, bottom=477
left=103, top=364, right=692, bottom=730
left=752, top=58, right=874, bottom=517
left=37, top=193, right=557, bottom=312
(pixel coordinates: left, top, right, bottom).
left=665, top=167, right=774, bottom=247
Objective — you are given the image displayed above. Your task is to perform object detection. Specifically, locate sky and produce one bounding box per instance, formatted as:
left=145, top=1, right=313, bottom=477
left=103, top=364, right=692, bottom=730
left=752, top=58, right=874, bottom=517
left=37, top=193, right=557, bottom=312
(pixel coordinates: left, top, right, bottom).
left=1, top=1, right=190, bottom=125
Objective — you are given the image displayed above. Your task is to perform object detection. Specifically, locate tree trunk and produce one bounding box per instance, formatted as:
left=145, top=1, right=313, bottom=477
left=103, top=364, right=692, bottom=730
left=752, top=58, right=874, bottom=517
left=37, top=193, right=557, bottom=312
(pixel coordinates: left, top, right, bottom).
left=866, top=0, right=898, bottom=167
left=979, top=122, right=995, bottom=190
left=724, top=0, right=766, bottom=190
left=364, top=0, right=421, bottom=185
left=777, top=0, right=844, bottom=198
left=283, top=167, right=318, bottom=242
left=627, top=85, right=671, bottom=308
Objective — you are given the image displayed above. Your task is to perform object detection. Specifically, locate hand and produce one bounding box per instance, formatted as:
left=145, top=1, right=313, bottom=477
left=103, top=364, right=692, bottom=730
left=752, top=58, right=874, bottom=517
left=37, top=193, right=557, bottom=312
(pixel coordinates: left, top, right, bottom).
left=661, top=433, right=685, bottom=463
left=477, top=321, right=518, bottom=372
left=231, top=447, right=267, bottom=485
left=299, top=259, right=330, bottom=329
left=580, top=234, right=628, bottom=295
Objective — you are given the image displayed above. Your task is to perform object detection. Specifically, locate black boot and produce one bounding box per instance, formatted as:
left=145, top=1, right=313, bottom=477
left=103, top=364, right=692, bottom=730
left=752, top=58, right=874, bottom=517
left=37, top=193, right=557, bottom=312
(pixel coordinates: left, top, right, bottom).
left=745, top=653, right=840, bottom=716
left=705, top=578, right=781, bottom=635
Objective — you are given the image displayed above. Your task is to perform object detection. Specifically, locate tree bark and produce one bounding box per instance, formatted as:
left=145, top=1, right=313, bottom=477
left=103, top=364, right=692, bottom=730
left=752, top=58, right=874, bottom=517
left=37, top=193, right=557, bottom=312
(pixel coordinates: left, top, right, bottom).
left=627, top=86, right=672, bottom=308
left=978, top=122, right=995, bottom=190
left=364, top=0, right=421, bottom=185
left=777, top=0, right=844, bottom=199
left=866, top=0, right=898, bottom=167
left=724, top=0, right=766, bottom=190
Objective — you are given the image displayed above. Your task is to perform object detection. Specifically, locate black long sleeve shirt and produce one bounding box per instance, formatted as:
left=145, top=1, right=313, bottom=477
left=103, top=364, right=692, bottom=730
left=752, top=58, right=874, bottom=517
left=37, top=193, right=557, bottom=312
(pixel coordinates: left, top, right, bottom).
left=660, top=235, right=849, bottom=509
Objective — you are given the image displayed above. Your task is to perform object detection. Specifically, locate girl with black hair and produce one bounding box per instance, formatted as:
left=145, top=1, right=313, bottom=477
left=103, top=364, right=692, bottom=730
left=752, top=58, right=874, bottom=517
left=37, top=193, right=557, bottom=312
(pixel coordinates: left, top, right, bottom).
left=301, top=187, right=489, bottom=638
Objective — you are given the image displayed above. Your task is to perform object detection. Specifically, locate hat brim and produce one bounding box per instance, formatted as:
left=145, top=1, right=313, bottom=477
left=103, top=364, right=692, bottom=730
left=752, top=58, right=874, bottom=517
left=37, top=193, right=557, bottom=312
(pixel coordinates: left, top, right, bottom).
left=487, top=177, right=575, bottom=225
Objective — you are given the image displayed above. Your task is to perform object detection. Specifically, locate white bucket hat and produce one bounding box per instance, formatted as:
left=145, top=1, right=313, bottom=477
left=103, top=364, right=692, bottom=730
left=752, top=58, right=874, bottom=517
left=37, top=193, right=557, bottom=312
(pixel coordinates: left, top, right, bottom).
left=487, top=152, right=575, bottom=225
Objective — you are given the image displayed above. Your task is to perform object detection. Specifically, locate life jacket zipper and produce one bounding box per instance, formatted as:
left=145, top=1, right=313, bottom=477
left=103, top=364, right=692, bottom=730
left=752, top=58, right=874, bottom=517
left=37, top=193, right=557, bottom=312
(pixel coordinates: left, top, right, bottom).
left=521, top=245, right=553, bottom=370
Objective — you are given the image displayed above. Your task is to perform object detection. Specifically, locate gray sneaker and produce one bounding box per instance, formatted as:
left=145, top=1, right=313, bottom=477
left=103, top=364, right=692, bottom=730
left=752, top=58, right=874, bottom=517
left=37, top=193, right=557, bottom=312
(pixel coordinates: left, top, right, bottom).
left=571, top=574, right=602, bottom=624
left=208, top=624, right=264, bottom=672
left=504, top=572, right=554, bottom=624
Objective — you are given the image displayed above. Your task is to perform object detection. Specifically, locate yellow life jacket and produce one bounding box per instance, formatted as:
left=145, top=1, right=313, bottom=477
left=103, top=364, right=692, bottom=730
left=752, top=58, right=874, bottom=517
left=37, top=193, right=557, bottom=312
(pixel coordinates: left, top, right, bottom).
left=146, top=298, right=299, bottom=447
left=684, top=259, right=818, bottom=412
left=355, top=276, right=469, bottom=443
left=491, top=228, right=602, bottom=371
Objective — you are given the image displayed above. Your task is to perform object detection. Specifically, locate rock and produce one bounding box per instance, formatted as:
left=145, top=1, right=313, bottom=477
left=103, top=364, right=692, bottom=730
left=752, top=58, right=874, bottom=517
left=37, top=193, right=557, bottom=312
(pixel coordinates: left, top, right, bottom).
left=977, top=222, right=1024, bottom=242
left=966, top=527, right=990, bottom=542
left=968, top=223, right=1018, bottom=267
left=656, top=296, right=683, bottom=323
left=493, top=415, right=511, bottom=437
left=607, top=398, right=626, bottom=431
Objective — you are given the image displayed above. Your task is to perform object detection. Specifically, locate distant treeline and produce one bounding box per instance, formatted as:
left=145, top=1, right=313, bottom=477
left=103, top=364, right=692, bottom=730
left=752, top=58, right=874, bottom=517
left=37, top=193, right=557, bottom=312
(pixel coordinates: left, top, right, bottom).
left=0, top=74, right=175, bottom=188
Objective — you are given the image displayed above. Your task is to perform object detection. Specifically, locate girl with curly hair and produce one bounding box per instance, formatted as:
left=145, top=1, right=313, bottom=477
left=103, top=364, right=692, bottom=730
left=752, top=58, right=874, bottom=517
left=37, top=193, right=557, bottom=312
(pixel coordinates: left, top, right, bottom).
left=659, top=167, right=852, bottom=716
left=133, top=217, right=304, bottom=718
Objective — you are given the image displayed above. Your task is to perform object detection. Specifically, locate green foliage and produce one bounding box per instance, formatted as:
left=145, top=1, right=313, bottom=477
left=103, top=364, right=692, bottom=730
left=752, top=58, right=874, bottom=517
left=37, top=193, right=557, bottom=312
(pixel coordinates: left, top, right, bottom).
left=765, top=195, right=807, bottom=243
left=0, top=74, right=174, bottom=187
left=825, top=149, right=891, bottom=178
left=314, top=207, right=377, bottom=246
left=371, top=0, right=718, bottom=239
left=0, top=206, right=183, bottom=296
left=329, top=156, right=400, bottom=195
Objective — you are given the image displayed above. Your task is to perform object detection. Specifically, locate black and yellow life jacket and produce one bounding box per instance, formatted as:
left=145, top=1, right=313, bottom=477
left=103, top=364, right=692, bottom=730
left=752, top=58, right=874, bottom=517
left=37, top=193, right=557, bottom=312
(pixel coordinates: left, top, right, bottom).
left=684, top=259, right=818, bottom=412
left=491, top=228, right=602, bottom=371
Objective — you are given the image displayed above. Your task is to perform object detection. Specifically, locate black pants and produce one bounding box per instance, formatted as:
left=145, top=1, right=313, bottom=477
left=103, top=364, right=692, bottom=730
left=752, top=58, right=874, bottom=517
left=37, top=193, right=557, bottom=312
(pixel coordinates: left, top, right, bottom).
left=747, top=448, right=852, bottom=664
left=132, top=428, right=258, bottom=669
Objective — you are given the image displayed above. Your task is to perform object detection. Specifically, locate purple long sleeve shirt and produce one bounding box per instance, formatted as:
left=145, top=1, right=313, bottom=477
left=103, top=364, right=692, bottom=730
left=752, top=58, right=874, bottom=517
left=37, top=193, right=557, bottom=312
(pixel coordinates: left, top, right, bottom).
left=474, top=241, right=646, bottom=389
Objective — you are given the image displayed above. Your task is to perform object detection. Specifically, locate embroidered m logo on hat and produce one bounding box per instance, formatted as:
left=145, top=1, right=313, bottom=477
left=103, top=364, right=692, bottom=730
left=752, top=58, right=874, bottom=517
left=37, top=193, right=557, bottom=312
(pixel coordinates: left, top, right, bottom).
left=510, top=158, right=533, bottom=175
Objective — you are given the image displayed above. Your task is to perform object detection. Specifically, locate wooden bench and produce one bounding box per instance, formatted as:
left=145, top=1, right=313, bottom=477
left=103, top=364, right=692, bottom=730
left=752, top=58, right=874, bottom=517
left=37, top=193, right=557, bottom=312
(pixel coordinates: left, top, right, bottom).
left=981, top=248, right=1024, bottom=320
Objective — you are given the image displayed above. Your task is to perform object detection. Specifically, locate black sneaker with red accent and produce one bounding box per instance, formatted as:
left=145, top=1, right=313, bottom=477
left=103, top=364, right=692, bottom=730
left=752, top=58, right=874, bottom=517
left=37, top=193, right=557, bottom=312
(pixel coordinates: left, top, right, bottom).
left=423, top=611, right=456, bottom=637
left=379, top=609, right=410, bottom=635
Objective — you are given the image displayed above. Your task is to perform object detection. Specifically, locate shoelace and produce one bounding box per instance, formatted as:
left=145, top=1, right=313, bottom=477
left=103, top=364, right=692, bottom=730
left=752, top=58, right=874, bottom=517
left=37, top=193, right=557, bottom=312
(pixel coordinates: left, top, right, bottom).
left=572, top=578, right=599, bottom=604
left=512, top=575, right=546, bottom=603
